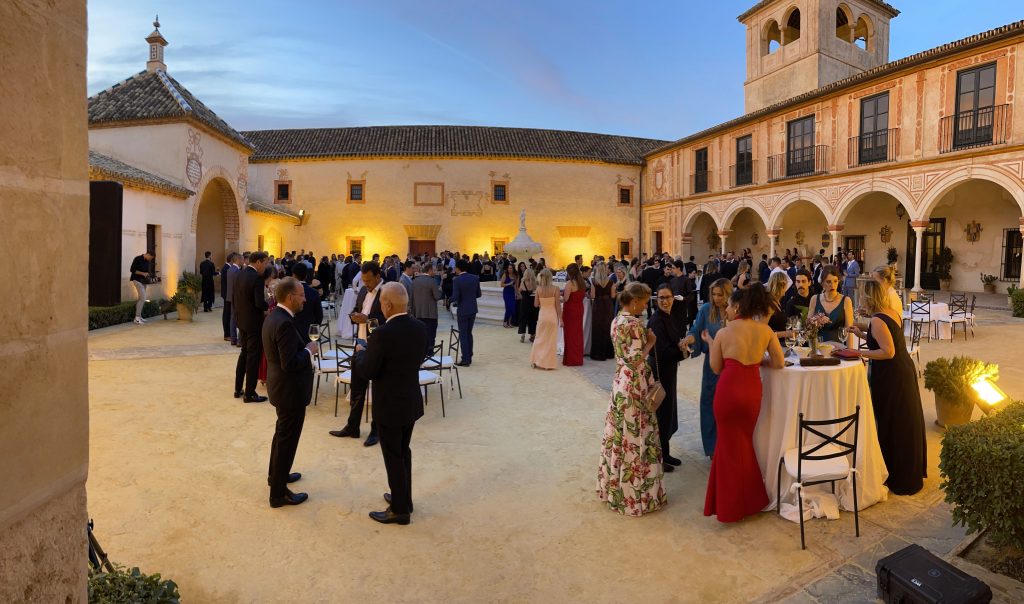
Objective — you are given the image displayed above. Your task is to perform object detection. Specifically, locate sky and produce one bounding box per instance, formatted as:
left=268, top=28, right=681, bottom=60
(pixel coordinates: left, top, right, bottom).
left=87, top=1, right=1024, bottom=141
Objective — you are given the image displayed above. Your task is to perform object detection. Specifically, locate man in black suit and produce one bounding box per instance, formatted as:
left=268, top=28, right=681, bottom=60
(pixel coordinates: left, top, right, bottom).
left=640, top=259, right=663, bottom=316
left=329, top=261, right=386, bottom=446
left=263, top=277, right=318, bottom=508
left=352, top=282, right=428, bottom=525
left=290, top=262, right=323, bottom=339
left=199, top=251, right=218, bottom=312
left=221, top=252, right=235, bottom=340
left=234, top=251, right=270, bottom=402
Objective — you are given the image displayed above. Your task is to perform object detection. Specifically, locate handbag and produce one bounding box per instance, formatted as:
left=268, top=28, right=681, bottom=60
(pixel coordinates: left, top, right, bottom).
left=645, top=344, right=666, bottom=413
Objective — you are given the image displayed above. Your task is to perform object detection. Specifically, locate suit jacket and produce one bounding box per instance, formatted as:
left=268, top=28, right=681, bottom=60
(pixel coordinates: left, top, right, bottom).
left=641, top=266, right=663, bottom=292
left=411, top=275, right=441, bottom=320
left=450, top=273, right=481, bottom=316
left=400, top=274, right=414, bottom=311
left=293, top=283, right=323, bottom=340
left=262, top=307, right=314, bottom=410
left=220, top=263, right=231, bottom=300
left=224, top=264, right=239, bottom=303
left=354, top=285, right=386, bottom=325
left=199, top=259, right=217, bottom=280
left=233, top=266, right=269, bottom=333
left=353, top=314, right=428, bottom=427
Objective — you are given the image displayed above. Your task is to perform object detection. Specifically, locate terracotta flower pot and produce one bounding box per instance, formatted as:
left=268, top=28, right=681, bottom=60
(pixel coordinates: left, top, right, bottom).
left=983, top=283, right=996, bottom=294
left=176, top=304, right=193, bottom=322
left=935, top=395, right=973, bottom=428
left=940, top=279, right=952, bottom=291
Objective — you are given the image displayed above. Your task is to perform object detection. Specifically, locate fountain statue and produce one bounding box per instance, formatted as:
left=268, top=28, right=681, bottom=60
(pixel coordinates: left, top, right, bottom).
left=503, top=208, right=543, bottom=259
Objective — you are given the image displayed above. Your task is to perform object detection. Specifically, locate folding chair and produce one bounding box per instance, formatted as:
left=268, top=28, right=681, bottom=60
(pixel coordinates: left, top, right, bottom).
left=422, top=334, right=461, bottom=399
left=908, top=299, right=932, bottom=342
left=906, top=321, right=923, bottom=377
left=445, top=326, right=463, bottom=398
left=938, top=296, right=969, bottom=342
left=420, top=342, right=446, bottom=417
left=777, top=406, right=861, bottom=550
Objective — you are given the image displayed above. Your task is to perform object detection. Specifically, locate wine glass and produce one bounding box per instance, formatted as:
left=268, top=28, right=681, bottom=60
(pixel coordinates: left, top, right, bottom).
left=367, top=318, right=380, bottom=334
left=839, top=326, right=850, bottom=347
left=308, top=324, right=320, bottom=342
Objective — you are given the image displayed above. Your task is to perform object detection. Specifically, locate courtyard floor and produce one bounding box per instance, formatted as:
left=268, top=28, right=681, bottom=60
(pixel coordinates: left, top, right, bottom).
left=86, top=305, right=1024, bottom=603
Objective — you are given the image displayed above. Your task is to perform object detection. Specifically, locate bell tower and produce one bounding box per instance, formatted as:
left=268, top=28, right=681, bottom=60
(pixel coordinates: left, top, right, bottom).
left=145, top=16, right=168, bottom=73
left=739, top=0, right=899, bottom=113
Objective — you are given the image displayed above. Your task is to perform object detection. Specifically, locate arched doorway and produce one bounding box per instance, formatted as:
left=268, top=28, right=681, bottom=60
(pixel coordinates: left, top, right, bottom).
left=835, top=191, right=913, bottom=281
left=195, top=177, right=239, bottom=273
left=774, top=199, right=829, bottom=261
left=724, top=206, right=769, bottom=261
left=687, top=211, right=720, bottom=265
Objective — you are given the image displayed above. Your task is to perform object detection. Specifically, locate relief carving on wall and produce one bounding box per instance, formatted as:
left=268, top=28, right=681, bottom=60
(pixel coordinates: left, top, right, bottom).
left=236, top=155, right=248, bottom=204
left=652, top=159, right=667, bottom=197
left=879, top=225, right=893, bottom=244
left=186, top=129, right=203, bottom=188
left=964, top=221, right=983, bottom=243
left=450, top=190, right=486, bottom=216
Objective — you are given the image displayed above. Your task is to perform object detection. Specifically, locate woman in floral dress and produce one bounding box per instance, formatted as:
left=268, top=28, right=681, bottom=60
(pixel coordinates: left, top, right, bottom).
left=597, top=281, right=666, bottom=516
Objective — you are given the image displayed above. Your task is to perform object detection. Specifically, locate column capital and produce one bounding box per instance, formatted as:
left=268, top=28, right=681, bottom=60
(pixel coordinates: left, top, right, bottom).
left=910, top=220, right=930, bottom=229
left=717, top=229, right=732, bottom=237
left=827, top=224, right=844, bottom=233
left=766, top=229, right=781, bottom=237
left=681, top=232, right=692, bottom=238
left=1019, top=217, right=1024, bottom=227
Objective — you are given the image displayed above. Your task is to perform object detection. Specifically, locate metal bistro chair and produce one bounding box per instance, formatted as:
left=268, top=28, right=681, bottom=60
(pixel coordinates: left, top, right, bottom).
left=965, top=294, right=977, bottom=335
left=419, top=342, right=446, bottom=417
left=776, top=406, right=861, bottom=550
left=908, top=299, right=933, bottom=342
left=938, top=295, right=970, bottom=342
left=445, top=326, right=463, bottom=398
left=949, top=291, right=967, bottom=307
left=906, top=320, right=923, bottom=377
left=422, top=334, right=462, bottom=399
left=313, top=344, right=349, bottom=412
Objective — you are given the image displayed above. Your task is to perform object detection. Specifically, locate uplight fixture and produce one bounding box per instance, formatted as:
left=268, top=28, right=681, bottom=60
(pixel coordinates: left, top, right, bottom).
left=972, top=377, right=1009, bottom=415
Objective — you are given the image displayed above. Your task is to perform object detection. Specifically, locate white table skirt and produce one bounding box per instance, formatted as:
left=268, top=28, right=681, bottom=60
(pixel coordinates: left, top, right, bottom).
left=336, top=288, right=358, bottom=339
left=755, top=360, right=889, bottom=512
left=904, top=302, right=950, bottom=340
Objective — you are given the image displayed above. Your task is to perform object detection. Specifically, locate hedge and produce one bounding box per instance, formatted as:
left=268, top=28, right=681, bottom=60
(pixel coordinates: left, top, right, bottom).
left=88, top=300, right=165, bottom=330
left=939, top=400, right=1024, bottom=549
left=88, top=564, right=180, bottom=603
left=1012, top=288, right=1024, bottom=318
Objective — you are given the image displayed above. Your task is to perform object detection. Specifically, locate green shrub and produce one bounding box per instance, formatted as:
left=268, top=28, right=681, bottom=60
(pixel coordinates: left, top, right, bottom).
left=1012, top=288, right=1024, bottom=318
left=88, top=564, right=180, bottom=603
left=170, top=272, right=201, bottom=316
left=88, top=300, right=164, bottom=330
left=940, top=401, right=1024, bottom=549
left=923, top=356, right=999, bottom=411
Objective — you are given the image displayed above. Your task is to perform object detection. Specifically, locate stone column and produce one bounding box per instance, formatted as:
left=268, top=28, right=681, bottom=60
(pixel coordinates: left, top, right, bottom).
left=827, top=224, right=844, bottom=262
left=1019, top=218, right=1024, bottom=288
left=767, top=229, right=781, bottom=258
left=911, top=220, right=929, bottom=292
left=681, top=233, right=693, bottom=261
left=718, top=230, right=732, bottom=255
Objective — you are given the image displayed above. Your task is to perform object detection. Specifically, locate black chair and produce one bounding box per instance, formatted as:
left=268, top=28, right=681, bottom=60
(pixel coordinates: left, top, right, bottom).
left=907, top=320, right=923, bottom=377
left=420, top=342, right=446, bottom=418
left=908, top=299, right=932, bottom=342
left=939, top=296, right=969, bottom=342
left=776, top=406, right=861, bottom=550
left=949, top=292, right=967, bottom=307
left=446, top=326, right=463, bottom=398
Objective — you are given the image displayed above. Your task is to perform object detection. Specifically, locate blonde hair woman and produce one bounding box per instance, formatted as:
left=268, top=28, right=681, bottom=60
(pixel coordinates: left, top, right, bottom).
left=590, top=262, right=616, bottom=360
left=518, top=268, right=538, bottom=342
left=765, top=271, right=792, bottom=341
left=597, top=281, right=666, bottom=516
left=870, top=265, right=903, bottom=324
left=530, top=269, right=561, bottom=369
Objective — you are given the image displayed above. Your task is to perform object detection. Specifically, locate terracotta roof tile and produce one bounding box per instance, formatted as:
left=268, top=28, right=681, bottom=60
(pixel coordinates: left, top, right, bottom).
left=738, top=0, right=899, bottom=21
left=88, top=150, right=193, bottom=198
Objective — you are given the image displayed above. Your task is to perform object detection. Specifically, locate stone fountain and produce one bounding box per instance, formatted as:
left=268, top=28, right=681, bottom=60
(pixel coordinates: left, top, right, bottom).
left=502, top=209, right=544, bottom=260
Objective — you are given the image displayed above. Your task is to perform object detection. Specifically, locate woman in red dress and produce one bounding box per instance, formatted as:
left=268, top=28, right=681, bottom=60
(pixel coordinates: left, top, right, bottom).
left=561, top=263, right=586, bottom=366
left=703, top=285, right=785, bottom=523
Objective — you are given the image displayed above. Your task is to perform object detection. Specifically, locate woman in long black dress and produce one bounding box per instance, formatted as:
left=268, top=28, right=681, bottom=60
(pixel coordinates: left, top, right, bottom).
left=648, top=284, right=686, bottom=472
left=590, top=262, right=615, bottom=361
left=850, top=280, right=926, bottom=495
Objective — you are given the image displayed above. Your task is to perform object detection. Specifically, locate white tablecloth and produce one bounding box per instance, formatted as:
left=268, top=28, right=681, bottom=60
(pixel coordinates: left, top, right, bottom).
left=904, top=302, right=950, bottom=340
left=336, top=288, right=358, bottom=340
left=756, top=360, right=888, bottom=512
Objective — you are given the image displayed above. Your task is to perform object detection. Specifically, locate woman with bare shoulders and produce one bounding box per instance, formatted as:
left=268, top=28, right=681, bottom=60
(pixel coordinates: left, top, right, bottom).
left=530, top=269, right=561, bottom=369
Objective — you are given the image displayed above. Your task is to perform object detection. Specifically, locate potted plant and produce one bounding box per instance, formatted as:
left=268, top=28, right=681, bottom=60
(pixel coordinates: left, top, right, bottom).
left=924, top=356, right=999, bottom=428
left=171, top=272, right=201, bottom=322
left=936, top=246, right=954, bottom=291
left=1010, top=284, right=1018, bottom=309
left=979, top=273, right=998, bottom=294
left=886, top=246, right=899, bottom=269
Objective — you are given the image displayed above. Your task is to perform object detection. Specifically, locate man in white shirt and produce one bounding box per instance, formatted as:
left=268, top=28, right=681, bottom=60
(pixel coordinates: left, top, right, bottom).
left=768, top=256, right=793, bottom=291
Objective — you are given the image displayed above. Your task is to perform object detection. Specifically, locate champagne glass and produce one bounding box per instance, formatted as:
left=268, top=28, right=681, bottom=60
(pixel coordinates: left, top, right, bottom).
left=367, top=318, right=379, bottom=334
left=839, top=326, right=849, bottom=347
left=308, top=325, right=320, bottom=342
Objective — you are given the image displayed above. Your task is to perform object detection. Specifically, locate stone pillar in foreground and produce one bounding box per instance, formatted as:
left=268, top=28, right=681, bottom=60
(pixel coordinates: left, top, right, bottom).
left=911, top=221, right=929, bottom=293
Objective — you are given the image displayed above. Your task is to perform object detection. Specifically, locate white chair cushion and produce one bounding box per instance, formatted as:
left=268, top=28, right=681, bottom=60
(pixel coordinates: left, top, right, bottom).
left=421, top=355, right=454, bottom=369
left=335, top=370, right=354, bottom=385
left=315, top=359, right=346, bottom=374
left=321, top=348, right=353, bottom=360
left=418, top=370, right=441, bottom=386
left=938, top=316, right=966, bottom=323
left=782, top=443, right=851, bottom=482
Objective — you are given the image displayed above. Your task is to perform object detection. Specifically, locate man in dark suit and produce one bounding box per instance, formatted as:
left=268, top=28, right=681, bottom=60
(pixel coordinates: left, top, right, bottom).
left=640, top=259, right=663, bottom=316
left=221, top=252, right=235, bottom=341
left=290, top=262, right=323, bottom=339
left=450, top=259, right=481, bottom=366
left=411, top=262, right=442, bottom=357
left=353, top=282, right=428, bottom=525
left=263, top=277, right=318, bottom=508
left=199, top=251, right=218, bottom=312
left=329, top=261, right=386, bottom=446
left=234, top=251, right=270, bottom=402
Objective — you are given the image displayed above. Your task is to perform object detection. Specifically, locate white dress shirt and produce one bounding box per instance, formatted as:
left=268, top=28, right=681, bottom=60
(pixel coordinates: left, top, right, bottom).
left=358, top=286, right=379, bottom=340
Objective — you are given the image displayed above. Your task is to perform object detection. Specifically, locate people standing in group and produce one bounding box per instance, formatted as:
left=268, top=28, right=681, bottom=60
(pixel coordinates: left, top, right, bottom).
left=234, top=252, right=270, bottom=403
left=682, top=278, right=733, bottom=457
left=843, top=251, right=861, bottom=306
left=810, top=265, right=854, bottom=343
left=128, top=250, right=154, bottom=325
left=411, top=262, right=442, bottom=357
left=648, top=284, right=687, bottom=473
left=517, top=267, right=538, bottom=343
left=199, top=251, right=218, bottom=312
left=561, top=263, right=586, bottom=366
left=263, top=277, right=318, bottom=508
left=850, top=280, right=925, bottom=496
left=596, top=281, right=666, bottom=516
left=501, top=263, right=518, bottom=328
left=289, top=263, right=322, bottom=342
left=589, top=263, right=615, bottom=361
left=733, top=260, right=751, bottom=289
left=703, top=285, right=785, bottom=523
left=530, top=268, right=561, bottom=369
left=451, top=259, right=481, bottom=367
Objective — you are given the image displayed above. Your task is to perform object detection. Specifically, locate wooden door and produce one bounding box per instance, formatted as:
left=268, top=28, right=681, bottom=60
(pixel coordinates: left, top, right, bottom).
left=409, top=239, right=436, bottom=257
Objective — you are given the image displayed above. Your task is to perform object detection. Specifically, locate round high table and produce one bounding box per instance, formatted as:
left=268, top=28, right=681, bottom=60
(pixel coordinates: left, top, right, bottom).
left=755, top=359, right=889, bottom=512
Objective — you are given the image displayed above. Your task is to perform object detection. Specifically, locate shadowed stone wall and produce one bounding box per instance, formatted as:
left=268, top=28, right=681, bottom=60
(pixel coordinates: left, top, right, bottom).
left=0, top=1, right=90, bottom=601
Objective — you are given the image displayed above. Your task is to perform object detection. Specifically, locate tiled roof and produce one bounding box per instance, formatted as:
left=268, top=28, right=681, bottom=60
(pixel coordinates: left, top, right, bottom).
left=88, top=150, right=193, bottom=198
left=738, top=0, right=899, bottom=21
left=242, top=126, right=669, bottom=165
left=88, top=70, right=254, bottom=151
left=246, top=199, right=302, bottom=223
left=646, top=19, right=1024, bottom=158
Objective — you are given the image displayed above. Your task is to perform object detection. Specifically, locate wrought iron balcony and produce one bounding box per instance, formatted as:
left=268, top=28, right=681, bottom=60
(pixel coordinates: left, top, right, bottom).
left=848, top=129, right=899, bottom=167
left=730, top=160, right=757, bottom=188
left=940, top=104, right=1009, bottom=153
left=690, top=170, right=710, bottom=194
left=767, top=145, right=830, bottom=182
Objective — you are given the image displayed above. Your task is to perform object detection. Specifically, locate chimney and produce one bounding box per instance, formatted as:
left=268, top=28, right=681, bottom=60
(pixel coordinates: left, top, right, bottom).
left=145, top=16, right=168, bottom=73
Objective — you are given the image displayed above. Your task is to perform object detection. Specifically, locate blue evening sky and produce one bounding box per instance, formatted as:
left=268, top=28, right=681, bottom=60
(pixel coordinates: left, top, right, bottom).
left=87, top=1, right=1024, bottom=141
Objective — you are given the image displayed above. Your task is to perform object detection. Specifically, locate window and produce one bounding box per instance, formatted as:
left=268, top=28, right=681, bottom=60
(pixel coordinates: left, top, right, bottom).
left=786, top=115, right=816, bottom=177
left=618, top=185, right=634, bottom=207
left=785, top=8, right=801, bottom=44
left=274, top=180, right=291, bottom=203
left=836, top=7, right=851, bottom=40
left=954, top=63, right=997, bottom=149
left=693, top=148, right=709, bottom=193
left=346, top=237, right=364, bottom=256
left=764, top=20, right=781, bottom=55
left=858, top=92, right=890, bottom=164
left=492, top=238, right=507, bottom=256
left=618, top=238, right=633, bottom=259
left=491, top=181, right=508, bottom=204
left=1003, top=229, right=1022, bottom=281
left=734, top=136, right=753, bottom=186
left=348, top=181, right=364, bottom=204
left=853, top=16, right=871, bottom=50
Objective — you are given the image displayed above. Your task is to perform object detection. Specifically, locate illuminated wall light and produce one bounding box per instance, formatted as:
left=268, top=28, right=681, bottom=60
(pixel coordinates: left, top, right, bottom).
left=972, top=377, right=1009, bottom=415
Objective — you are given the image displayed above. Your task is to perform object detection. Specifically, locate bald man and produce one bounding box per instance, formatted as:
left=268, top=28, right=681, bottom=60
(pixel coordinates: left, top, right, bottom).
left=352, top=282, right=428, bottom=525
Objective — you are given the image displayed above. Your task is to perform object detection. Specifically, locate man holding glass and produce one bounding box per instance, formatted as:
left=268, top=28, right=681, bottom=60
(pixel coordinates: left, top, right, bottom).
left=329, top=261, right=385, bottom=446
left=289, top=262, right=323, bottom=339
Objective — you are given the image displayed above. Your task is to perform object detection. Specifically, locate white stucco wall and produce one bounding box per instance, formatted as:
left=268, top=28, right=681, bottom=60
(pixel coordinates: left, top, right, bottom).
left=119, top=187, right=189, bottom=301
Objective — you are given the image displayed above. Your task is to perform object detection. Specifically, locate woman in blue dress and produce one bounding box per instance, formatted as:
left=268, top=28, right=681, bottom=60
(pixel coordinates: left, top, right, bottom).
left=501, top=264, right=519, bottom=328
left=807, top=265, right=854, bottom=343
left=682, top=277, right=733, bottom=457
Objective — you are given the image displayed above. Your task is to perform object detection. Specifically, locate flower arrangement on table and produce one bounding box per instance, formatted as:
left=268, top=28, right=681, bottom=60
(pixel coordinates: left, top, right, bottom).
left=802, top=312, right=831, bottom=356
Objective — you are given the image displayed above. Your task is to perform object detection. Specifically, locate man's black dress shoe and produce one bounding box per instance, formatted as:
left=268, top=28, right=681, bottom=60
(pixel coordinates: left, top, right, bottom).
left=266, top=473, right=302, bottom=486
left=369, top=507, right=410, bottom=525
left=665, top=455, right=683, bottom=467
left=269, top=491, right=308, bottom=508
left=455, top=360, right=471, bottom=367
left=329, top=427, right=359, bottom=438
left=363, top=433, right=379, bottom=447
left=663, top=463, right=675, bottom=473
left=243, top=394, right=268, bottom=403
left=383, top=492, right=412, bottom=513
left=233, top=390, right=243, bottom=399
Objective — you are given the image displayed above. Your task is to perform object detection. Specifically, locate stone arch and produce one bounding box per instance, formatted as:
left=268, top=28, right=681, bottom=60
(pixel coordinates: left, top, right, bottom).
left=193, top=171, right=240, bottom=269
left=683, top=207, right=723, bottom=233
left=783, top=6, right=802, bottom=45
left=854, top=14, right=873, bottom=51
left=835, top=4, right=853, bottom=41
left=763, top=19, right=782, bottom=55
left=768, top=189, right=834, bottom=228
left=917, top=166, right=1024, bottom=220
left=190, top=165, right=242, bottom=236
left=834, top=179, right=914, bottom=224
left=722, top=198, right=771, bottom=230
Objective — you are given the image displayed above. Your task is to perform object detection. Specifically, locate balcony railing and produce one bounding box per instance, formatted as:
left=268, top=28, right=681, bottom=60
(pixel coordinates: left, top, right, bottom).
left=940, top=104, right=1009, bottom=153
left=849, top=129, right=899, bottom=167
left=691, top=170, right=710, bottom=194
left=767, top=145, right=830, bottom=182
left=730, top=160, right=757, bottom=188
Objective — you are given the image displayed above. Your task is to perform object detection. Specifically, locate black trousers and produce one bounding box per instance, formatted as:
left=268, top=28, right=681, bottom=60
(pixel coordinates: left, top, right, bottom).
left=201, top=278, right=215, bottom=311
left=378, top=422, right=415, bottom=514
left=457, top=313, right=476, bottom=362
left=221, top=301, right=232, bottom=338
left=268, top=405, right=306, bottom=498
left=235, top=327, right=262, bottom=395
left=344, top=373, right=377, bottom=435
left=654, top=360, right=679, bottom=458
left=517, top=292, right=538, bottom=335
left=420, top=317, right=438, bottom=358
